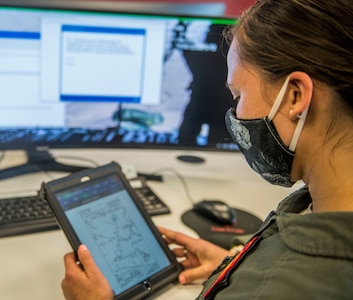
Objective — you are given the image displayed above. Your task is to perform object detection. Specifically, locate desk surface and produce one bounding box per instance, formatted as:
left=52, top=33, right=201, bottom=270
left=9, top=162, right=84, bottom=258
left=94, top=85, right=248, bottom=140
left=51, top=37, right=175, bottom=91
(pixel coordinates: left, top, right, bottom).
left=0, top=149, right=301, bottom=299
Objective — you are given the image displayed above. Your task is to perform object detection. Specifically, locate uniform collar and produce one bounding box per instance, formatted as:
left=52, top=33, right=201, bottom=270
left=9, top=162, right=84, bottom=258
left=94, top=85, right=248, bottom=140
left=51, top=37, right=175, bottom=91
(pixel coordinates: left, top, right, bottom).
left=277, top=212, right=353, bottom=260
left=258, top=185, right=353, bottom=260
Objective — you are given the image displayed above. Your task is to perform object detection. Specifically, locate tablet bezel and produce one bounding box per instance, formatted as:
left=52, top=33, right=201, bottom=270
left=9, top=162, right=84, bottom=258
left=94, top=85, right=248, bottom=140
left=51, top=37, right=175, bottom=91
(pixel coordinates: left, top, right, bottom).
left=40, top=161, right=182, bottom=300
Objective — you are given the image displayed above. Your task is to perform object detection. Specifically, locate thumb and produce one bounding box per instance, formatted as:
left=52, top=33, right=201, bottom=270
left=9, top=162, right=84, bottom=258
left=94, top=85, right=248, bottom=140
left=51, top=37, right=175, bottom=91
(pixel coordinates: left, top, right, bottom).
left=178, top=267, right=207, bottom=285
left=77, top=245, right=99, bottom=273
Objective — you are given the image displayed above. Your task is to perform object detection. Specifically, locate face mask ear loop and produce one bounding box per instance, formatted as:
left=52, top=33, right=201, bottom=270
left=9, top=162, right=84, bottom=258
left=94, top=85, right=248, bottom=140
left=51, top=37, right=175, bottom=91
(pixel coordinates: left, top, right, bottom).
left=288, top=105, right=309, bottom=151
left=268, top=76, right=291, bottom=121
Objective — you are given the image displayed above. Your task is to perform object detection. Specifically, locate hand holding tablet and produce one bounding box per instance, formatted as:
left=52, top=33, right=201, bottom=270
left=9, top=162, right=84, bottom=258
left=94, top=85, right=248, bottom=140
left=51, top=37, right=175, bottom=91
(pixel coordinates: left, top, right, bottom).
left=40, top=161, right=182, bottom=300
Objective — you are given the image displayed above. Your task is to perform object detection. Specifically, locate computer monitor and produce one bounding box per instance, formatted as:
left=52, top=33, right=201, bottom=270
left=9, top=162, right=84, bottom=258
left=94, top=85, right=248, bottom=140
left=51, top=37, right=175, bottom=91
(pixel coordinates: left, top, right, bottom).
left=0, top=0, right=237, bottom=179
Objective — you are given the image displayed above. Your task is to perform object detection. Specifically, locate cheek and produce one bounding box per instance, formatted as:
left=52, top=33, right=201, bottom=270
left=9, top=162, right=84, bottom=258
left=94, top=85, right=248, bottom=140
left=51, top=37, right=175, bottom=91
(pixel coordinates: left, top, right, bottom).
left=235, top=101, right=244, bottom=118
left=235, top=99, right=253, bottom=119
left=272, top=114, right=297, bottom=147
left=236, top=96, right=271, bottom=119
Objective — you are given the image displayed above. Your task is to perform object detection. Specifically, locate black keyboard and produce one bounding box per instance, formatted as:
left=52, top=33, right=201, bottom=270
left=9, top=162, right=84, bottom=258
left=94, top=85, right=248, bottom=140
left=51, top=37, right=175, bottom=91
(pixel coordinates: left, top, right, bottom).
left=134, top=185, right=171, bottom=216
left=0, top=184, right=170, bottom=238
left=0, top=194, right=59, bottom=238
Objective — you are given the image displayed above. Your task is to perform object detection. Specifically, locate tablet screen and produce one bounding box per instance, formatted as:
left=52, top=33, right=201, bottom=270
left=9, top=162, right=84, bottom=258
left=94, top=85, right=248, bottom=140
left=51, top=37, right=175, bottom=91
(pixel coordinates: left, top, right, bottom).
left=54, top=173, right=171, bottom=295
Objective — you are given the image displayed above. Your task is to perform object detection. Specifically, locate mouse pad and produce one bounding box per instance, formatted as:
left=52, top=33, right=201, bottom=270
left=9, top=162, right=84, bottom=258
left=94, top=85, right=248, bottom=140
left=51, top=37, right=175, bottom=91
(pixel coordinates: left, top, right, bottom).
left=181, top=208, right=263, bottom=249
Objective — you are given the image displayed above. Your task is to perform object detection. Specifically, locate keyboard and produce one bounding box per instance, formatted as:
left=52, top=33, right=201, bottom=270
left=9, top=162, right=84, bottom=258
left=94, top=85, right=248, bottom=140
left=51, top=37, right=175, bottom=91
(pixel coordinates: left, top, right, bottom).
left=0, top=184, right=170, bottom=238
left=134, top=185, right=171, bottom=216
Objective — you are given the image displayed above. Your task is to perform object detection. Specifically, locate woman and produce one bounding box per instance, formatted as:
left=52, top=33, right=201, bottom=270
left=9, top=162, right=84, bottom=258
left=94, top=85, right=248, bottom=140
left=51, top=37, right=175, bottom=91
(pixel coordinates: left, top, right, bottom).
left=61, top=0, right=353, bottom=299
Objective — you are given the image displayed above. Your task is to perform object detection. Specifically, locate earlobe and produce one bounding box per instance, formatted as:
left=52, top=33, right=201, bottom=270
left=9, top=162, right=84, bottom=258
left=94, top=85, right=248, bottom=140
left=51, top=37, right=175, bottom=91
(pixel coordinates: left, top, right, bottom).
left=289, top=108, right=306, bottom=121
left=289, top=109, right=296, bottom=121
left=288, top=72, right=313, bottom=120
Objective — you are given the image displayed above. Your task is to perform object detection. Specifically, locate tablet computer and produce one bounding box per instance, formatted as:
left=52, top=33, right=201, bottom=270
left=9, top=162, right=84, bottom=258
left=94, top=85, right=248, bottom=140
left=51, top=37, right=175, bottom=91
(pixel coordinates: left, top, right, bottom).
left=40, top=161, right=182, bottom=300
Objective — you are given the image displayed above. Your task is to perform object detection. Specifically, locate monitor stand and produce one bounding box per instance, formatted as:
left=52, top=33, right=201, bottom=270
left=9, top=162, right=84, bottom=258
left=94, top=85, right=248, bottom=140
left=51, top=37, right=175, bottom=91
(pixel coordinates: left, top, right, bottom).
left=0, top=149, right=89, bottom=180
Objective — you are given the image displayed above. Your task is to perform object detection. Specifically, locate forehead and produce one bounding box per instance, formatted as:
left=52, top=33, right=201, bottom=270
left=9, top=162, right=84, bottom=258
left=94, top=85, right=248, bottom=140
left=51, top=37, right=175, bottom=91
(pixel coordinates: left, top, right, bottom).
left=227, top=41, right=240, bottom=71
left=226, top=40, right=261, bottom=88
left=226, top=41, right=241, bottom=84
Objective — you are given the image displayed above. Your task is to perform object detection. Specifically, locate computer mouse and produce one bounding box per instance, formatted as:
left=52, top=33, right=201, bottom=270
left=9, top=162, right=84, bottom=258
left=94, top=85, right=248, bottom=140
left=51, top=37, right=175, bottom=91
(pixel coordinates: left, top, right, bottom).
left=192, top=199, right=237, bottom=225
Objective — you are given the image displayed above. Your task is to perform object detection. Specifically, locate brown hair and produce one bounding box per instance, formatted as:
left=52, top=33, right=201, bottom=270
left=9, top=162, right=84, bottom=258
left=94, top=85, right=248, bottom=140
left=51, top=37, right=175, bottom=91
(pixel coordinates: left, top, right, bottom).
left=226, top=0, right=353, bottom=112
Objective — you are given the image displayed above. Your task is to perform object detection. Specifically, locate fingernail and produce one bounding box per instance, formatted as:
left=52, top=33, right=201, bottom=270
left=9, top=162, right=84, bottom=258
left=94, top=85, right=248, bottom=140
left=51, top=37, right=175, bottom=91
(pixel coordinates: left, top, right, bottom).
left=179, top=275, right=186, bottom=285
left=79, top=244, right=88, bottom=252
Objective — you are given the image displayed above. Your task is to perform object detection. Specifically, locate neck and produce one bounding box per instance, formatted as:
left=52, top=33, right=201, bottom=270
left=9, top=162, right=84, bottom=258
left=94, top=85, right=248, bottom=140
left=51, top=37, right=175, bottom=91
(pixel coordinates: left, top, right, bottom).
left=303, top=149, right=353, bottom=213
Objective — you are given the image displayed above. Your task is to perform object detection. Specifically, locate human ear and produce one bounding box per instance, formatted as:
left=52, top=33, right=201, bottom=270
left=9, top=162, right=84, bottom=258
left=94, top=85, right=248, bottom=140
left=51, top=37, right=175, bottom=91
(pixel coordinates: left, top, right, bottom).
left=287, top=72, right=313, bottom=121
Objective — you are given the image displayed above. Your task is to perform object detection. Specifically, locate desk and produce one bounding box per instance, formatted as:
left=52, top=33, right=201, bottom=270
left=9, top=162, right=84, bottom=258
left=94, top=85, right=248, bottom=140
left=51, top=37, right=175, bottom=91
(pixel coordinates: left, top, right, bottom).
left=0, top=149, right=301, bottom=299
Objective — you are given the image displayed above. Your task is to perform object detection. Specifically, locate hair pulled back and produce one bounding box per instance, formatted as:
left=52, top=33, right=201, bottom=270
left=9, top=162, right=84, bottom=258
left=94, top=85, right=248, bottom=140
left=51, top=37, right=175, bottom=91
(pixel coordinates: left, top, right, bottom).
left=228, top=0, right=353, bottom=111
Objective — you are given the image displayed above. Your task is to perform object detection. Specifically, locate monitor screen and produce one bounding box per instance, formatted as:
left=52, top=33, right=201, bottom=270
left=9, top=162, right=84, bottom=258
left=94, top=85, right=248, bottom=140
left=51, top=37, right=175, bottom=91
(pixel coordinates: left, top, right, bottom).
left=0, top=1, right=238, bottom=178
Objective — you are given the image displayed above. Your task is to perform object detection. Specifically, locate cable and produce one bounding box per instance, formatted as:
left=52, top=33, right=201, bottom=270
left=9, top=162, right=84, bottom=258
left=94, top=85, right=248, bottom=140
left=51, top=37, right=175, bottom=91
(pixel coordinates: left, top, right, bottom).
left=150, top=167, right=196, bottom=205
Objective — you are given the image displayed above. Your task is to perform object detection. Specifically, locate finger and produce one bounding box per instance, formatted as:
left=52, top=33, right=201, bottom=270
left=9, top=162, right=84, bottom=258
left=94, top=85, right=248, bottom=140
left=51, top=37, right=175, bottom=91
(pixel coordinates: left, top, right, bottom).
left=159, top=227, right=197, bottom=250
left=76, top=245, right=100, bottom=275
left=179, top=252, right=200, bottom=269
left=180, top=258, right=196, bottom=269
left=158, top=227, right=175, bottom=243
left=159, top=227, right=183, bottom=243
left=62, top=252, right=83, bottom=298
left=63, top=251, right=80, bottom=270
left=172, top=247, right=188, bottom=258
left=161, top=235, right=174, bottom=245
left=178, top=266, right=209, bottom=285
